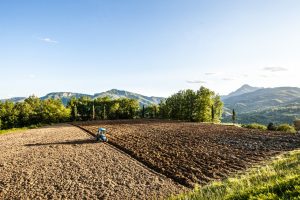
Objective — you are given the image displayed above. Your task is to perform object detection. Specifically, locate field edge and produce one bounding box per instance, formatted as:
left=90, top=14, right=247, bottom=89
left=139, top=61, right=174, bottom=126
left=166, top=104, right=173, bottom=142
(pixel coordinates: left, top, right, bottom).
left=169, top=149, right=300, bottom=200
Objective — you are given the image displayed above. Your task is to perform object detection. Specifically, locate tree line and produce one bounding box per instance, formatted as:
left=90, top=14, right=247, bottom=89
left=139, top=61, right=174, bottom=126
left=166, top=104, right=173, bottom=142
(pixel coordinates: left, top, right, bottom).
left=68, top=96, right=140, bottom=121
left=0, top=96, right=70, bottom=130
left=0, top=87, right=223, bottom=130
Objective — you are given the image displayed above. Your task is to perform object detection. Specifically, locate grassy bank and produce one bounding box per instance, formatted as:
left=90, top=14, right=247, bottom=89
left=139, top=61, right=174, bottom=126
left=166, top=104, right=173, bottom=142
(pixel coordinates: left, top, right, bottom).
left=0, top=124, right=44, bottom=135
left=170, top=150, right=300, bottom=200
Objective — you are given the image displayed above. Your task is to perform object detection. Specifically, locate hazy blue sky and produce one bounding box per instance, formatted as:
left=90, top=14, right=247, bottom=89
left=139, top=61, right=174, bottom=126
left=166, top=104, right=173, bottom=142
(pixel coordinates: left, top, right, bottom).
left=0, top=0, right=299, bottom=98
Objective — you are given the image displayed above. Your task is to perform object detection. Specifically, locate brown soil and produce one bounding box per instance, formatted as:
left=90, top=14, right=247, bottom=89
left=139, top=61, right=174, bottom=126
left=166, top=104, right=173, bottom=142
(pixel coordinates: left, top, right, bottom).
left=0, top=124, right=184, bottom=200
left=76, top=120, right=300, bottom=187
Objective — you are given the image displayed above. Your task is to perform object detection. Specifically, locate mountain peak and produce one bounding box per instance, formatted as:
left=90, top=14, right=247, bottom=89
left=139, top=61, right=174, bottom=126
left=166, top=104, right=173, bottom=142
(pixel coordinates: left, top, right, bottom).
left=223, top=84, right=262, bottom=100
left=240, top=84, right=253, bottom=89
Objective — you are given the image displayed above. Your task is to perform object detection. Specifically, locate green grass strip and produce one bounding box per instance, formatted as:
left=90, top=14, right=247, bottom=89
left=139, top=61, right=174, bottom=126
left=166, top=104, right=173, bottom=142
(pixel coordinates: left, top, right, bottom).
left=169, top=150, right=300, bottom=200
left=0, top=124, right=44, bottom=135
left=0, top=127, right=29, bottom=135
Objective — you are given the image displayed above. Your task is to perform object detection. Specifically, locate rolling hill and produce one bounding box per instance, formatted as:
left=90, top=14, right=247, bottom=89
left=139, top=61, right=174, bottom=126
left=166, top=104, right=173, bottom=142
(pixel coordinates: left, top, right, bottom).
left=221, top=84, right=262, bottom=100
left=222, top=86, right=300, bottom=124
left=0, top=97, right=26, bottom=103
left=1, top=89, right=164, bottom=107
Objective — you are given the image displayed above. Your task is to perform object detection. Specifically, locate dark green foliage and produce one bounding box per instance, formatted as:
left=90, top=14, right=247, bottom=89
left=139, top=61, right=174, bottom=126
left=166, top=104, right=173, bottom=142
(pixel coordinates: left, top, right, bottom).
left=232, top=109, right=236, bottom=124
left=141, top=105, right=145, bottom=118
left=68, top=97, right=140, bottom=121
left=211, top=105, right=215, bottom=122
left=267, top=122, right=277, bottom=131
left=223, top=106, right=300, bottom=125
left=158, top=87, right=223, bottom=122
left=69, top=98, right=78, bottom=121
left=293, top=119, right=300, bottom=132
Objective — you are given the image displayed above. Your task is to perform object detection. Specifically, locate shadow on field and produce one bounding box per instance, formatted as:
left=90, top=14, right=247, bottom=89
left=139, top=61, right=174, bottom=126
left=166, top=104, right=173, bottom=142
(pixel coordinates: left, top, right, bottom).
left=25, top=139, right=97, bottom=147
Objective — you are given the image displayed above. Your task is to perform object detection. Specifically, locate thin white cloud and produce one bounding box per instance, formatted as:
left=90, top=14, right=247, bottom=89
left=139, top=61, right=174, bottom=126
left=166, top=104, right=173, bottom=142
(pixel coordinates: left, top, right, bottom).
left=263, top=67, right=288, bottom=72
left=205, top=72, right=216, bottom=75
left=186, top=80, right=206, bottom=84
left=260, top=74, right=268, bottom=78
left=39, top=37, right=58, bottom=44
left=222, top=78, right=234, bottom=81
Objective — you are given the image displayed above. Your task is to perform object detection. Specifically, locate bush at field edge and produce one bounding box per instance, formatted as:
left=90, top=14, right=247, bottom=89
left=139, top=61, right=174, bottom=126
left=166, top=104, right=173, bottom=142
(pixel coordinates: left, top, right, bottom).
left=276, top=124, right=296, bottom=133
left=242, top=123, right=267, bottom=130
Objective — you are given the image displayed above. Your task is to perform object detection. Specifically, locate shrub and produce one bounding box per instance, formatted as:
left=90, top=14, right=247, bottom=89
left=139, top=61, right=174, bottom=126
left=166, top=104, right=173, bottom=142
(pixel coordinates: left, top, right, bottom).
left=242, top=123, right=267, bottom=130
left=267, top=122, right=277, bottom=131
left=276, top=124, right=296, bottom=133
left=294, top=120, right=300, bottom=132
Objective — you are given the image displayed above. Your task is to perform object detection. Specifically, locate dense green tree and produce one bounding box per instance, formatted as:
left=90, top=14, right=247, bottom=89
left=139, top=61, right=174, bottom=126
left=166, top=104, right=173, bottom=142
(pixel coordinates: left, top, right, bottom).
left=145, top=104, right=159, bottom=118
left=195, top=87, right=214, bottom=122
left=117, top=98, right=139, bottom=119
left=69, top=97, right=78, bottom=121
left=232, top=109, right=236, bottom=124
left=213, top=95, right=223, bottom=123
left=0, top=101, right=3, bottom=129
left=76, top=96, right=93, bottom=120
left=159, top=86, right=223, bottom=123
left=211, top=105, right=215, bottom=122
left=42, top=99, right=70, bottom=123
left=67, top=96, right=140, bottom=121
left=182, top=89, right=197, bottom=121
left=24, top=96, right=43, bottom=125
left=15, top=102, right=33, bottom=126
left=0, top=101, right=19, bottom=129
left=108, top=101, right=120, bottom=119
left=141, top=105, right=145, bottom=118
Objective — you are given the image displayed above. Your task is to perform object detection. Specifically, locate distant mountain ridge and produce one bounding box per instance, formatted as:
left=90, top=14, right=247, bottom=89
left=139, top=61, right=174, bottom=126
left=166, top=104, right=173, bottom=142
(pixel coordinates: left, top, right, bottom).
left=0, top=97, right=27, bottom=103
left=222, top=85, right=300, bottom=124
left=2, top=86, right=300, bottom=124
left=1, top=89, right=164, bottom=106
left=94, top=89, right=163, bottom=106
left=222, top=84, right=262, bottom=100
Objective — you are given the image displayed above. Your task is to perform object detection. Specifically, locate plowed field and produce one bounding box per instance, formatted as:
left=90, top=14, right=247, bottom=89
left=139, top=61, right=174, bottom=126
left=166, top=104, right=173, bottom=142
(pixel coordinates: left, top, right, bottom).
left=0, top=124, right=184, bottom=199
left=75, top=120, right=300, bottom=187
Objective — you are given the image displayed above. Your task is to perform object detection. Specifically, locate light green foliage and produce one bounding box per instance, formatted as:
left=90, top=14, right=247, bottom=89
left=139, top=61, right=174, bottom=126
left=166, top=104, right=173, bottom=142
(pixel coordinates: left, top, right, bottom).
left=242, top=123, right=267, bottom=130
left=0, top=96, right=70, bottom=130
left=159, top=87, right=223, bottom=122
left=0, top=101, right=19, bottom=129
left=213, top=95, right=223, bottom=123
left=242, top=123, right=297, bottom=133
left=170, top=150, right=300, bottom=200
left=42, top=99, right=70, bottom=123
left=276, top=124, right=296, bottom=133
left=195, top=87, right=214, bottom=122
left=0, top=127, right=29, bottom=135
